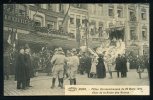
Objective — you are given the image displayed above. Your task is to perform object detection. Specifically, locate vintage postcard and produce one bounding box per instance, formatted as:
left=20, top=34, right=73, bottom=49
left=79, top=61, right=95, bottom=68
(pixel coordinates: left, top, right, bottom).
left=3, top=4, right=149, bottom=96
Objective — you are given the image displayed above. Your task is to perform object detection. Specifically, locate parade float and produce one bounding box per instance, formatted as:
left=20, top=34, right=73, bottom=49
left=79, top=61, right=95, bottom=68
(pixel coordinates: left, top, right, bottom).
left=80, top=39, right=125, bottom=72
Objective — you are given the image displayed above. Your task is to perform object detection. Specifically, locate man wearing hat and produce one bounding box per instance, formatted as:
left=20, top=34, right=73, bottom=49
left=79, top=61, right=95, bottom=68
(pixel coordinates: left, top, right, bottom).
left=68, top=48, right=79, bottom=85
left=51, top=47, right=67, bottom=89
left=115, top=54, right=122, bottom=78
left=16, top=48, right=27, bottom=89
left=24, top=48, right=33, bottom=88
left=79, top=52, right=86, bottom=75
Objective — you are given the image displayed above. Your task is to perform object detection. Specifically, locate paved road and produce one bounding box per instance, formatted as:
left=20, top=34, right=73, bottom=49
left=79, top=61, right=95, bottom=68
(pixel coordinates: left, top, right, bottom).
left=4, top=69, right=149, bottom=96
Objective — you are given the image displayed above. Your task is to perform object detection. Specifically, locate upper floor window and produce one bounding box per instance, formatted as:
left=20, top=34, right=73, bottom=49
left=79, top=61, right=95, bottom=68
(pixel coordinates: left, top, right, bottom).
left=92, top=5, right=96, bottom=14
left=82, top=16, right=86, bottom=25
left=98, top=4, right=103, bottom=16
left=142, top=28, right=147, bottom=40
left=70, top=17, right=74, bottom=24
left=108, top=8, right=114, bottom=17
left=4, top=4, right=15, bottom=13
left=141, top=9, right=146, bottom=20
left=47, top=21, right=55, bottom=29
left=76, top=4, right=81, bottom=8
left=76, top=15, right=81, bottom=26
left=130, top=28, right=137, bottom=40
left=18, top=5, right=26, bottom=16
left=47, top=4, right=53, bottom=10
left=80, top=4, right=87, bottom=9
left=34, top=21, right=41, bottom=27
left=35, top=4, right=41, bottom=8
left=59, top=4, right=64, bottom=12
left=129, top=11, right=136, bottom=21
left=117, top=8, right=123, bottom=18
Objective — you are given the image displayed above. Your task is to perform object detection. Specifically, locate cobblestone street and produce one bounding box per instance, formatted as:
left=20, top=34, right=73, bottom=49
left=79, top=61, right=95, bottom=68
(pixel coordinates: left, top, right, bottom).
left=4, top=69, right=149, bottom=96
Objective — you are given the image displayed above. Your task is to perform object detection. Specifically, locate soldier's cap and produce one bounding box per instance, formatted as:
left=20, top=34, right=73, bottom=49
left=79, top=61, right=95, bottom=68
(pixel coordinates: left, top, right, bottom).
left=54, top=48, right=58, bottom=51
left=71, top=48, right=77, bottom=52
left=58, top=47, right=63, bottom=51
left=19, top=49, right=24, bottom=53
left=25, top=48, right=30, bottom=53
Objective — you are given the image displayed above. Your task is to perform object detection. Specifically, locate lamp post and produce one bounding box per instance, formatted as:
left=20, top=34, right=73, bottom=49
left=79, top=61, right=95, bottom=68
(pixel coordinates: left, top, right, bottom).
left=76, top=23, right=81, bottom=49
left=83, top=18, right=89, bottom=52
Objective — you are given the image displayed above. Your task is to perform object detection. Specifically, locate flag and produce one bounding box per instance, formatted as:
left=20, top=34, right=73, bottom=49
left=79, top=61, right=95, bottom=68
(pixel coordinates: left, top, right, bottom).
left=61, top=4, right=70, bottom=26
left=7, top=29, right=18, bottom=47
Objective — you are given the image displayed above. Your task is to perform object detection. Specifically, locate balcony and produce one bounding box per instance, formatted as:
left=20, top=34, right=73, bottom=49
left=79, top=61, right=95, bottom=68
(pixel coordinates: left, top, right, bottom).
left=29, top=5, right=64, bottom=18
left=4, top=12, right=34, bottom=31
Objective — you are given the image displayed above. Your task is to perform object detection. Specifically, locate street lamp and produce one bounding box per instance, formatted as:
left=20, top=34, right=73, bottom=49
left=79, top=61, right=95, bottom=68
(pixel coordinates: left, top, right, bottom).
left=76, top=23, right=81, bottom=49
left=84, top=18, right=89, bottom=52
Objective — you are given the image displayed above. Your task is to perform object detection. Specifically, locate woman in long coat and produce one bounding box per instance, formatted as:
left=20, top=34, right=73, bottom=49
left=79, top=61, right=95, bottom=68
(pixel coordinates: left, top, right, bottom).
left=90, top=55, right=98, bottom=78
left=105, top=54, right=115, bottom=79
left=85, top=54, right=92, bottom=78
left=16, top=49, right=26, bottom=89
left=96, top=54, right=106, bottom=78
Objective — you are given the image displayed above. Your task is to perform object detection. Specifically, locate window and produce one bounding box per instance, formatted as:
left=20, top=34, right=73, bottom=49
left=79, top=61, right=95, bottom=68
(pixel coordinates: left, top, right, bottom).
left=47, top=21, right=55, bottom=29
left=93, top=5, right=96, bottom=14
left=58, top=21, right=63, bottom=29
left=35, top=4, right=41, bottom=8
left=18, top=5, right=26, bottom=16
left=142, top=29, right=147, bottom=40
left=76, top=15, right=80, bottom=26
left=108, top=8, right=114, bottom=17
left=76, top=4, right=81, bottom=8
left=5, top=4, right=14, bottom=13
left=80, top=4, right=87, bottom=9
left=117, top=9, right=123, bottom=18
left=47, top=4, right=53, bottom=10
left=98, top=4, right=103, bottom=15
left=82, top=16, right=86, bottom=24
left=47, top=24, right=52, bottom=29
left=59, top=4, right=64, bottom=12
left=99, top=22, right=103, bottom=33
left=35, top=21, right=41, bottom=27
left=76, top=18, right=80, bottom=26
left=141, top=12, right=146, bottom=20
left=141, top=8, right=146, bottom=20
left=70, top=17, right=74, bottom=24
left=130, top=11, right=136, bottom=21
left=130, top=29, right=137, bottom=40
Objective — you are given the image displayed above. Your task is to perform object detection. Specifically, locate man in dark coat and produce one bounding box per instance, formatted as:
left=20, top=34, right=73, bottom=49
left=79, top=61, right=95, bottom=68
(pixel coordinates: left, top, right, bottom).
left=120, top=54, right=128, bottom=78
left=79, top=52, right=86, bottom=75
left=4, top=51, right=10, bottom=80
left=24, top=48, right=32, bottom=87
left=115, top=54, right=122, bottom=78
left=85, top=54, right=92, bottom=78
left=10, top=47, right=18, bottom=79
left=16, top=48, right=26, bottom=89
left=96, top=54, right=106, bottom=78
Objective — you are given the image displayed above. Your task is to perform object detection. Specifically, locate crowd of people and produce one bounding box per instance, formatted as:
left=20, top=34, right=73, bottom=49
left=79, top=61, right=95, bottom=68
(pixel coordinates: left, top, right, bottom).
left=4, top=43, right=149, bottom=90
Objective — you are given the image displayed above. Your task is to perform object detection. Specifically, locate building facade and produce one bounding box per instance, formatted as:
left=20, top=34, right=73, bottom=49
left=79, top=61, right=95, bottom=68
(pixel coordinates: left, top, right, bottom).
left=86, top=4, right=149, bottom=56
left=3, top=4, right=149, bottom=56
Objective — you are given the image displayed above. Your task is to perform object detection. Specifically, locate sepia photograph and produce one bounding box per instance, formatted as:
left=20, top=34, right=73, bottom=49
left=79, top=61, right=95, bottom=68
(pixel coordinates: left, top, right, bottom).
left=3, top=3, right=149, bottom=96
